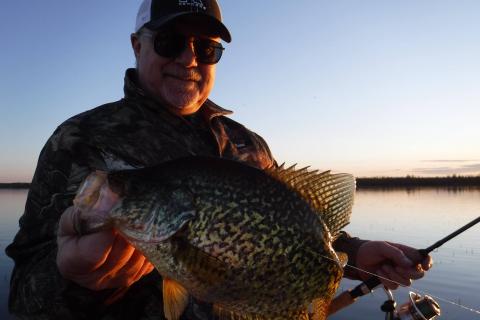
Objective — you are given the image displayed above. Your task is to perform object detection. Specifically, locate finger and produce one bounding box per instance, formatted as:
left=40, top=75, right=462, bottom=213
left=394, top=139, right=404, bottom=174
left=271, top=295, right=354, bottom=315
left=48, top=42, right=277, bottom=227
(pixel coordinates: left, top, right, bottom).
left=98, top=234, right=136, bottom=274
left=378, top=242, right=413, bottom=268
left=388, top=242, right=427, bottom=265
left=58, top=203, right=110, bottom=238
left=404, top=264, right=425, bottom=280
left=381, top=264, right=411, bottom=288
left=117, top=249, right=147, bottom=280
left=58, top=206, right=99, bottom=238
left=77, top=233, right=135, bottom=284
left=131, top=260, right=155, bottom=283
left=421, top=255, right=433, bottom=271
left=58, top=229, right=117, bottom=275
left=394, top=265, right=425, bottom=281
left=58, top=206, right=77, bottom=237
left=100, top=250, right=147, bottom=288
left=377, top=269, right=399, bottom=290
left=145, top=262, right=155, bottom=274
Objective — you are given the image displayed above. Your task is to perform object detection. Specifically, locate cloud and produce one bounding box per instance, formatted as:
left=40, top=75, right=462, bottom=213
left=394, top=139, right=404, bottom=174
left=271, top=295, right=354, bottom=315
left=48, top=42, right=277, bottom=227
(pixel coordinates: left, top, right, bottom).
left=462, top=163, right=480, bottom=170
left=420, top=160, right=478, bottom=163
left=412, top=163, right=480, bottom=175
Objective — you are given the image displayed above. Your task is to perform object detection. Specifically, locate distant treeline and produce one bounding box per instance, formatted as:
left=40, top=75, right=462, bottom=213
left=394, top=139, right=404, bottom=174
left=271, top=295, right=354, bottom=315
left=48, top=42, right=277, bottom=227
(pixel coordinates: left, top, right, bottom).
left=2, top=176, right=480, bottom=190
left=0, top=183, right=30, bottom=189
left=356, top=175, right=480, bottom=189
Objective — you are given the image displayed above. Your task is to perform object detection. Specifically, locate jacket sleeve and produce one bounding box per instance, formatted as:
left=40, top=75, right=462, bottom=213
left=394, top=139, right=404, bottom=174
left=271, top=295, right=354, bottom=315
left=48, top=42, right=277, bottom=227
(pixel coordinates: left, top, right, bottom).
left=332, top=231, right=368, bottom=280
left=5, top=125, right=111, bottom=317
left=5, top=124, right=216, bottom=319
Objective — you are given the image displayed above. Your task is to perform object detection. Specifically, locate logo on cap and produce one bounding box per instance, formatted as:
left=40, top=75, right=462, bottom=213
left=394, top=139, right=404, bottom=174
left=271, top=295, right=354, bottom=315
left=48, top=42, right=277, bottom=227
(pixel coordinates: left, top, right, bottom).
left=178, top=0, right=206, bottom=11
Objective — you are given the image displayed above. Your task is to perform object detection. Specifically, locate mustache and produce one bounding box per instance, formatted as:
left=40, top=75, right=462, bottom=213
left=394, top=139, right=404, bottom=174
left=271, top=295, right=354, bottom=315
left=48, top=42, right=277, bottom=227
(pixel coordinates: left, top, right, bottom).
left=164, top=66, right=202, bottom=82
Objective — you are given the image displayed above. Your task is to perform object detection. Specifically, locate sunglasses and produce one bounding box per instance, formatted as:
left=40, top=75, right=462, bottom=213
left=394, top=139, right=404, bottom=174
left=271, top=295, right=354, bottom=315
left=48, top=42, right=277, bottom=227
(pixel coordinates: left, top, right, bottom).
left=141, top=30, right=224, bottom=65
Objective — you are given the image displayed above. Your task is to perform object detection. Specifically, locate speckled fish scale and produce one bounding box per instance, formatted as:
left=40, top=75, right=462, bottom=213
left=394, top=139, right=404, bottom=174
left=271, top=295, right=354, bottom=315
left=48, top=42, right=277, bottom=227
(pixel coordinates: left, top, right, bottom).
left=105, top=156, right=355, bottom=320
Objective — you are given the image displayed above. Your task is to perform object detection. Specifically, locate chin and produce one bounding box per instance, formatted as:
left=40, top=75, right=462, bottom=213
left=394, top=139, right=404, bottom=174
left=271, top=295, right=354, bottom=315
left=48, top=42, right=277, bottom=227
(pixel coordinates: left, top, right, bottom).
left=173, top=104, right=202, bottom=116
left=165, top=98, right=201, bottom=115
left=163, top=91, right=202, bottom=115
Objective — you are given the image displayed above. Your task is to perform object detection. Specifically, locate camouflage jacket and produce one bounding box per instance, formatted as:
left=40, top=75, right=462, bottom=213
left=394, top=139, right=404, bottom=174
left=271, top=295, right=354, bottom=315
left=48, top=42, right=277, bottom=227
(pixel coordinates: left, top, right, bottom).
left=6, top=69, right=363, bottom=320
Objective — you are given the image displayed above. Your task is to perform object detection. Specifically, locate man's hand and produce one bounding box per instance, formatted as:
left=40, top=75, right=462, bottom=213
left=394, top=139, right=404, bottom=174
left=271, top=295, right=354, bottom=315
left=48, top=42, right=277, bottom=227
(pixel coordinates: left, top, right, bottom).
left=355, top=241, right=433, bottom=290
left=56, top=172, right=154, bottom=291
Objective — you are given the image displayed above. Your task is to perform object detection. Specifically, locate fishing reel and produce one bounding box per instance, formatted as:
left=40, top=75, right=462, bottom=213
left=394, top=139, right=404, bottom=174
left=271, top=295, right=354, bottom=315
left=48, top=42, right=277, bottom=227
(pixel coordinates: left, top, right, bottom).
left=381, top=288, right=441, bottom=320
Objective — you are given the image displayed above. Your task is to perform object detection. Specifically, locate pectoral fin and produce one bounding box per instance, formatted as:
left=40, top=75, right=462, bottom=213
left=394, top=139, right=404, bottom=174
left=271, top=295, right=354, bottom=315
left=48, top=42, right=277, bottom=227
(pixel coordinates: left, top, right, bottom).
left=163, top=278, right=189, bottom=320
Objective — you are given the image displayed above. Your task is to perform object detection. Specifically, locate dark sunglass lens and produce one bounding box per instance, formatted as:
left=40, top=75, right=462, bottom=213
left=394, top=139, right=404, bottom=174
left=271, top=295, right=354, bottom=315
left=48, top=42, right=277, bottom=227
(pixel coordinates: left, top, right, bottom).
left=154, top=33, right=185, bottom=58
left=194, top=40, right=224, bottom=64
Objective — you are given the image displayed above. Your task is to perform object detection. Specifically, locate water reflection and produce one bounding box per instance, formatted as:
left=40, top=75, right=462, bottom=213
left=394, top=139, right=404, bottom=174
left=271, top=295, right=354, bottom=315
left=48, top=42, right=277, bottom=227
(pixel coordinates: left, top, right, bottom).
left=333, top=188, right=480, bottom=320
left=360, top=186, right=480, bottom=195
left=0, top=189, right=27, bottom=320
left=1, top=189, right=479, bottom=319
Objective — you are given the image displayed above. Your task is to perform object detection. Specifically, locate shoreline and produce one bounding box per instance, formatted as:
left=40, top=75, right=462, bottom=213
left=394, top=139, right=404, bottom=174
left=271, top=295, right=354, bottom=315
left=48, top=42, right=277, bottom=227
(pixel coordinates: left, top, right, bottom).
left=2, top=176, right=480, bottom=190
left=0, top=183, right=31, bottom=189
left=356, top=176, right=480, bottom=189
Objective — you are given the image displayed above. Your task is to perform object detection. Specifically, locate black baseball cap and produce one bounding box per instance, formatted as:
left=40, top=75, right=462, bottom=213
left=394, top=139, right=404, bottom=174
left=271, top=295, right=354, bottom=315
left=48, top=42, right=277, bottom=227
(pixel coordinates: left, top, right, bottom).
left=135, top=0, right=231, bottom=42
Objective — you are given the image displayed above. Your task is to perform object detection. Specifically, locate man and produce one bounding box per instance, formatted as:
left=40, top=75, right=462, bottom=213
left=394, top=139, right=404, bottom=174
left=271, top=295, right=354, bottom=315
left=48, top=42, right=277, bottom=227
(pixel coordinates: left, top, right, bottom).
left=6, top=0, right=431, bottom=319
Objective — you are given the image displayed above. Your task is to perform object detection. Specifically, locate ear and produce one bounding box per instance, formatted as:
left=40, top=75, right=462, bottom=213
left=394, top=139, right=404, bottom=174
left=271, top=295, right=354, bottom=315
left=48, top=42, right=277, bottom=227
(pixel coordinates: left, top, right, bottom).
left=131, top=33, right=141, bottom=60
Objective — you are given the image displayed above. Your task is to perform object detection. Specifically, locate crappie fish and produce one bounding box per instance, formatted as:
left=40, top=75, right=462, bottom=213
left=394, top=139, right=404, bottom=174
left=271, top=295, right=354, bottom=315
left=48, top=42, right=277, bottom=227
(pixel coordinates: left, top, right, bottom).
left=76, top=156, right=355, bottom=320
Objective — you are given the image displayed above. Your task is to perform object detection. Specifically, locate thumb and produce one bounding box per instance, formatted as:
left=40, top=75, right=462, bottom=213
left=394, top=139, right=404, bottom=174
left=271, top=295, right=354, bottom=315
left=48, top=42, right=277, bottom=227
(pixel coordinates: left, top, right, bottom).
left=58, top=206, right=78, bottom=237
left=58, top=205, right=104, bottom=237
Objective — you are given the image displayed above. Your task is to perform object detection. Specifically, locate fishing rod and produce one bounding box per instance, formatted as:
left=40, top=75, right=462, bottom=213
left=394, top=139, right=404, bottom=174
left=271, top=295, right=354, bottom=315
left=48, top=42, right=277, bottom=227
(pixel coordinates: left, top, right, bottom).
left=328, top=215, right=480, bottom=319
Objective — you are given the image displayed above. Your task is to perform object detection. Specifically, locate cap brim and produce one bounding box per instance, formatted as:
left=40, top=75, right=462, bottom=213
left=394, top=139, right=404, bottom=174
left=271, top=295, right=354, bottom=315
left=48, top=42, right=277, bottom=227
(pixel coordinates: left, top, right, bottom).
left=145, top=12, right=231, bottom=43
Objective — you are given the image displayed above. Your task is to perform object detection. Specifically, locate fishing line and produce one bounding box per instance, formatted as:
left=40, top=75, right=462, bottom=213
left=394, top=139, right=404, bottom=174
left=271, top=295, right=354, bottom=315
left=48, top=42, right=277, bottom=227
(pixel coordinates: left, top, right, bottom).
left=318, top=253, right=480, bottom=316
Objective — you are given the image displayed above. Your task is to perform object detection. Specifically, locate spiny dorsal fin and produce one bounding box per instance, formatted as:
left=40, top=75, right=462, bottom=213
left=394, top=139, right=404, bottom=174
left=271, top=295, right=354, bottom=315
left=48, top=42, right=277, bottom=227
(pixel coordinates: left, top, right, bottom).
left=163, top=278, right=189, bottom=320
left=266, top=166, right=355, bottom=237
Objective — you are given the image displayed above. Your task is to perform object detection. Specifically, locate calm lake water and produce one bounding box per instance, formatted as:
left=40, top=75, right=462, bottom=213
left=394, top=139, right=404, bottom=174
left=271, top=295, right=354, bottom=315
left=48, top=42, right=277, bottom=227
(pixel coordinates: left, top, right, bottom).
left=1, top=188, right=479, bottom=319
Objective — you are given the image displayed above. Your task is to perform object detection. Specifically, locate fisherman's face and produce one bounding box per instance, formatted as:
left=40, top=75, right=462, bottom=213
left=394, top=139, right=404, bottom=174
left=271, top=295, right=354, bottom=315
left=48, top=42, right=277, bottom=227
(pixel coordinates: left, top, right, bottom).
left=132, top=22, right=219, bottom=116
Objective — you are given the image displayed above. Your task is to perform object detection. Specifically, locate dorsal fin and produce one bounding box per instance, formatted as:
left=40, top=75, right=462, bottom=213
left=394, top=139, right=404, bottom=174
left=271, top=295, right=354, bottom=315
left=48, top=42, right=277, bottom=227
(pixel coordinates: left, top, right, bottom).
left=162, top=278, right=189, bottom=320
left=266, top=166, right=355, bottom=237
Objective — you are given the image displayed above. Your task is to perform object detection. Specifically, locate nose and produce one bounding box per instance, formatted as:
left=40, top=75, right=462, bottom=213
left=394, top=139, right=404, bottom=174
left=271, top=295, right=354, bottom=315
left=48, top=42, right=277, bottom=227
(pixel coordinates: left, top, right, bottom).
left=175, top=39, right=198, bottom=68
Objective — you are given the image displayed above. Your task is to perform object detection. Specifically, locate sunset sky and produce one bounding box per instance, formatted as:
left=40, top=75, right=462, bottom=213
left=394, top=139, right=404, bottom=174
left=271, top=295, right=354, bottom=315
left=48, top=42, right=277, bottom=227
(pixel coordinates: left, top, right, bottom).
left=1, top=1, right=480, bottom=182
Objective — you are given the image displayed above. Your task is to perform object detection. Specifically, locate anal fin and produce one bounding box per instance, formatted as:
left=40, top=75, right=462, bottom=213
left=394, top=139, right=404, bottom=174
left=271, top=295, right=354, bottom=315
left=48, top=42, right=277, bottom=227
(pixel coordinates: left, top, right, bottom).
left=310, top=298, right=330, bottom=320
left=163, top=278, right=189, bottom=320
